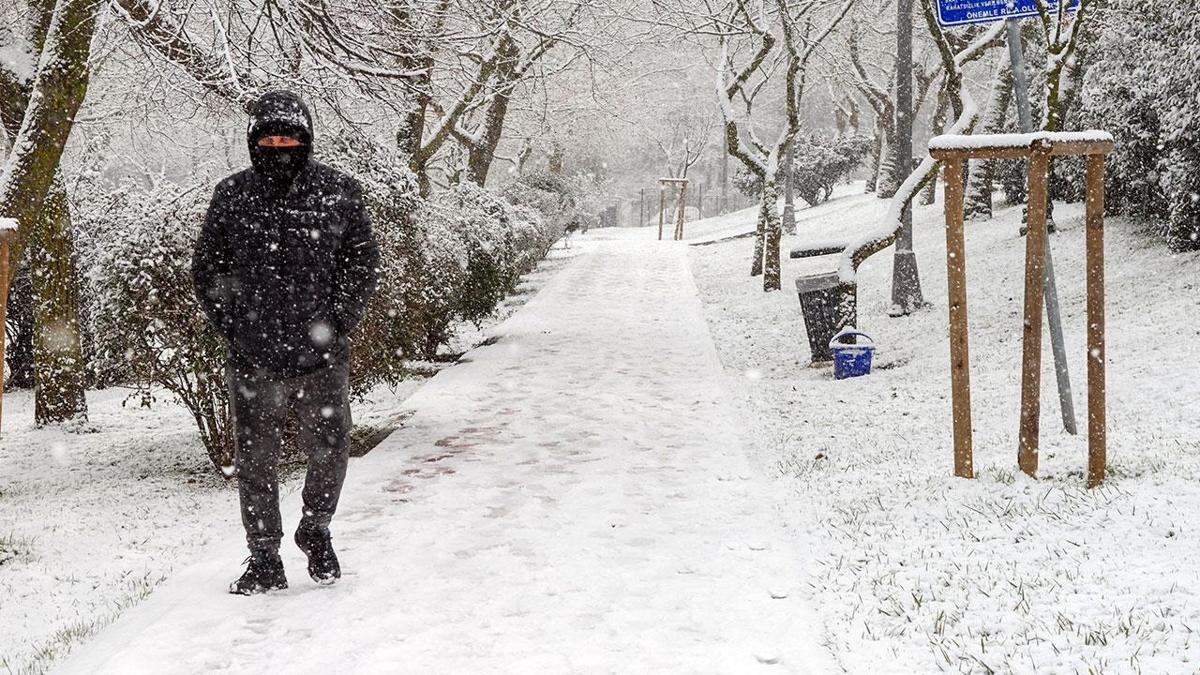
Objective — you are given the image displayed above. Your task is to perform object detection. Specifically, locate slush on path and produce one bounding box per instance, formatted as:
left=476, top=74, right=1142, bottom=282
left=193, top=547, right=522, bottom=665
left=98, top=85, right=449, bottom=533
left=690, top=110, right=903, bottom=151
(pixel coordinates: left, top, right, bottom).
left=56, top=237, right=831, bottom=674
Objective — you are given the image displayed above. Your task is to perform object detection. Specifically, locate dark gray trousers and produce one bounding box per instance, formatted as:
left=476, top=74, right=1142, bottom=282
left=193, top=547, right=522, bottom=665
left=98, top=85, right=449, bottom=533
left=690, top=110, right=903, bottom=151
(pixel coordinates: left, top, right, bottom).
left=228, top=361, right=352, bottom=554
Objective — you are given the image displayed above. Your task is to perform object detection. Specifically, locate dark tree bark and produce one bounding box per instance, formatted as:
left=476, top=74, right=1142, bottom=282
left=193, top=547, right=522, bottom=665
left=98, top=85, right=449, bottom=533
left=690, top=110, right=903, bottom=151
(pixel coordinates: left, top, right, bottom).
left=4, top=265, right=35, bottom=390
left=29, top=183, right=88, bottom=424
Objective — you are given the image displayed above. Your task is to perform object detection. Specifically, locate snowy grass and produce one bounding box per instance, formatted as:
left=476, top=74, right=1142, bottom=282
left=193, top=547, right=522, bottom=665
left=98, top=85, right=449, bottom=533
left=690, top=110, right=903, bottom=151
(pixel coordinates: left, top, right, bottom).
left=0, top=533, right=34, bottom=568
left=0, top=242, right=581, bottom=674
left=689, top=182, right=1200, bottom=673
left=2, top=572, right=163, bottom=675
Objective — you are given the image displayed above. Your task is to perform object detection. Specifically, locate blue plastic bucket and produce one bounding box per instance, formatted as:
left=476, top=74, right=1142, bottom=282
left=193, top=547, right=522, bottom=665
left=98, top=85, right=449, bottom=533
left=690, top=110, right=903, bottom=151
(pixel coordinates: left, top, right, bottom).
left=829, top=329, right=875, bottom=380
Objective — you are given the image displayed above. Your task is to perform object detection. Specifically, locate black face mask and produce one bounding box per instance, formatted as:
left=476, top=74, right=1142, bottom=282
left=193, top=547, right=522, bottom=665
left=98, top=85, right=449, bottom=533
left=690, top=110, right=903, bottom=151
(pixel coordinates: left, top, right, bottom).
left=250, top=144, right=310, bottom=184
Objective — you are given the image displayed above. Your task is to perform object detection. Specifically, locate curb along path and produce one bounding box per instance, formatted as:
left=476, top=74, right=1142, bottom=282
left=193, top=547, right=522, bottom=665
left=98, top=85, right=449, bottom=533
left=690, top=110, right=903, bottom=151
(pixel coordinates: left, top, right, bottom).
left=56, top=234, right=830, bottom=674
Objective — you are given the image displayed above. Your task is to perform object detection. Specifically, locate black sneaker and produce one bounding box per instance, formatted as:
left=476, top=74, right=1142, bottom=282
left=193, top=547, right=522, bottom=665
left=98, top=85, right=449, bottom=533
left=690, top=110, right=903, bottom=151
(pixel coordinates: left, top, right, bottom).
left=294, top=525, right=341, bottom=585
left=229, top=552, right=288, bottom=595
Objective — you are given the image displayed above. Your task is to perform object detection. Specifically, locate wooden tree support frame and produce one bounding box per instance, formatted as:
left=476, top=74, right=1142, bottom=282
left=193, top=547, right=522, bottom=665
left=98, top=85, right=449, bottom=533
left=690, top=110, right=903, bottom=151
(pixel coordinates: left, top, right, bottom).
left=657, top=178, right=689, bottom=241
left=930, top=134, right=1114, bottom=488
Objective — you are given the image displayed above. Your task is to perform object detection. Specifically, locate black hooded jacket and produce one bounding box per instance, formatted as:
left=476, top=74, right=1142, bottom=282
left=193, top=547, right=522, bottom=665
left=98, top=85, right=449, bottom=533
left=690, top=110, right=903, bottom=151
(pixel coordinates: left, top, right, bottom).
left=192, top=91, right=380, bottom=377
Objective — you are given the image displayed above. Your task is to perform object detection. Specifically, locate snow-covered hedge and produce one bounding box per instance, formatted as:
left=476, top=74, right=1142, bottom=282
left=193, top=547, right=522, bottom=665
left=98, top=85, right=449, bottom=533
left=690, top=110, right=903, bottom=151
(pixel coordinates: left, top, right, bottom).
left=75, top=138, right=566, bottom=473
left=502, top=171, right=593, bottom=236
left=81, top=179, right=235, bottom=470
left=1076, top=1, right=1200, bottom=251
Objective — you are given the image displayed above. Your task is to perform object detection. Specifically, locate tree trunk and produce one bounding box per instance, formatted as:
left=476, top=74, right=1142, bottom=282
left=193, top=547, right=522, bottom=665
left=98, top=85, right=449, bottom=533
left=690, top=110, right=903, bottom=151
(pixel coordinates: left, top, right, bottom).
left=782, top=141, right=796, bottom=235
left=920, top=93, right=950, bottom=206
left=548, top=143, right=564, bottom=175
left=751, top=190, right=767, bottom=278
left=876, top=126, right=901, bottom=198
left=4, top=265, right=34, bottom=390
left=465, top=87, right=513, bottom=187
left=965, top=52, right=1014, bottom=220
left=464, top=37, right=520, bottom=187
left=720, top=133, right=730, bottom=213
left=516, top=138, right=533, bottom=175
left=0, top=0, right=104, bottom=270
left=0, top=0, right=99, bottom=426
left=399, top=59, right=436, bottom=197
left=762, top=179, right=781, bottom=291
left=30, top=183, right=87, bottom=424
left=865, top=122, right=882, bottom=194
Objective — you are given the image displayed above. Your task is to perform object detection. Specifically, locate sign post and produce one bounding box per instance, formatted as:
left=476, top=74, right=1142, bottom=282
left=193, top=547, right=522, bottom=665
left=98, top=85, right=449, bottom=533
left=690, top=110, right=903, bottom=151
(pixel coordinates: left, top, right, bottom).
left=935, top=0, right=1079, bottom=436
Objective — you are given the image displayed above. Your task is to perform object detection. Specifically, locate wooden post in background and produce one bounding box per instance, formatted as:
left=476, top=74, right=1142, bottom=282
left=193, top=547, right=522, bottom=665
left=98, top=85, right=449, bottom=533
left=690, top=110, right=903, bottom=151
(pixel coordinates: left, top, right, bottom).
left=657, top=184, right=666, bottom=240
left=1018, top=146, right=1052, bottom=477
left=0, top=236, right=10, bottom=438
left=1086, top=155, right=1107, bottom=488
left=943, top=158, right=973, bottom=479
left=674, top=182, right=688, bottom=240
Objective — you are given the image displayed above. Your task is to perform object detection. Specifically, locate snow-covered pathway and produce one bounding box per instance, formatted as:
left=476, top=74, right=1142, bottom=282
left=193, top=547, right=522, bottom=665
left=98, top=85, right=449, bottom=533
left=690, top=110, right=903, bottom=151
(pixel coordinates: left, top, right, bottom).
left=56, top=236, right=829, bottom=675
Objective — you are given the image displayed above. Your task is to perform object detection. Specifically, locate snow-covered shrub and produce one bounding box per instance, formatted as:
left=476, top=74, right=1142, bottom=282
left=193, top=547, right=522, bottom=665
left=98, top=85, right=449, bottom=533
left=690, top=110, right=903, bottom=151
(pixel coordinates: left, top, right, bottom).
left=502, top=171, right=585, bottom=236
left=794, top=135, right=872, bottom=206
left=326, top=140, right=563, bottom=365
left=321, top=135, right=433, bottom=391
left=1077, top=1, right=1200, bottom=250
left=415, top=181, right=561, bottom=350
left=994, top=158, right=1027, bottom=207
left=423, top=183, right=549, bottom=325
left=422, top=185, right=513, bottom=329
left=734, top=134, right=872, bottom=207
left=81, top=179, right=235, bottom=471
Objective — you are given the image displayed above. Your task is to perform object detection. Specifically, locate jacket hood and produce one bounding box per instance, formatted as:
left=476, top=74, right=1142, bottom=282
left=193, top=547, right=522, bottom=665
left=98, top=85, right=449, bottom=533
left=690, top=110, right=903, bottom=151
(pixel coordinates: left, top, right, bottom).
left=247, top=90, right=313, bottom=184
left=247, top=90, right=313, bottom=145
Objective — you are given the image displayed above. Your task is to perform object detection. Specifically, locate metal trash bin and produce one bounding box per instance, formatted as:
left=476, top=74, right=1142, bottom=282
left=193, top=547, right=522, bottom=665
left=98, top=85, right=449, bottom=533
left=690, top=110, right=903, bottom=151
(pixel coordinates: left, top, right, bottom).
left=795, top=272, right=852, bottom=362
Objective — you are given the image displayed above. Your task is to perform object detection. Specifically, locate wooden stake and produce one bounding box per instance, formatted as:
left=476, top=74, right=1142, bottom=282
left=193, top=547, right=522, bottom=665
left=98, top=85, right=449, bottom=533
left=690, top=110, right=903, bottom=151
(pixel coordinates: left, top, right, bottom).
left=657, top=187, right=666, bottom=241
left=0, top=239, right=9, bottom=439
left=943, top=158, right=973, bottom=479
left=1086, top=154, right=1107, bottom=488
left=1018, top=147, right=1051, bottom=477
left=675, top=183, right=688, bottom=240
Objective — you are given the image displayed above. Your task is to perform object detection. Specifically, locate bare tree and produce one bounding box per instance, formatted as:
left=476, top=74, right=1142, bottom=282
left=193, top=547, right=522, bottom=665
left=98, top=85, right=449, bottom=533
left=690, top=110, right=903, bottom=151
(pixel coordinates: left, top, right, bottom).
left=818, top=2, right=1005, bottom=325
left=452, top=1, right=586, bottom=187
left=715, top=0, right=853, bottom=291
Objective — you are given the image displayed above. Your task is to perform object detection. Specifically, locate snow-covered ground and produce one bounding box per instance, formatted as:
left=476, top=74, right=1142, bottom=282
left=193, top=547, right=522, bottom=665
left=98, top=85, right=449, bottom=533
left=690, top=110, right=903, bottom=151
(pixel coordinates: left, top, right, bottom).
left=54, top=237, right=830, bottom=674
left=689, top=181, right=1200, bottom=673
left=7, top=182, right=1199, bottom=674
left=0, top=248, right=577, bottom=675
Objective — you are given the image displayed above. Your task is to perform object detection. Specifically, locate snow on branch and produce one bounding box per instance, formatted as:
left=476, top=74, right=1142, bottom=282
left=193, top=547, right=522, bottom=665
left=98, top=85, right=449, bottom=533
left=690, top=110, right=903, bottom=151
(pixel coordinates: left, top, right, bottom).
left=954, top=20, right=1007, bottom=68
left=834, top=91, right=980, bottom=283
left=113, top=0, right=260, bottom=111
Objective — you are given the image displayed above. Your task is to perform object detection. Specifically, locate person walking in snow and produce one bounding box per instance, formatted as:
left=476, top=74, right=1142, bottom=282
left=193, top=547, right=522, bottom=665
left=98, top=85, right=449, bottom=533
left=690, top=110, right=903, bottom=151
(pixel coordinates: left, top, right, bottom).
left=192, top=90, right=380, bottom=595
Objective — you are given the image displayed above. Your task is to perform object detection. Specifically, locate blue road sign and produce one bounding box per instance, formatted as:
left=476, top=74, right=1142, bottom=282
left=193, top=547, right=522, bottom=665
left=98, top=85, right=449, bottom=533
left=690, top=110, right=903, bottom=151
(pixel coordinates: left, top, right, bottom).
left=935, top=0, right=1081, bottom=27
